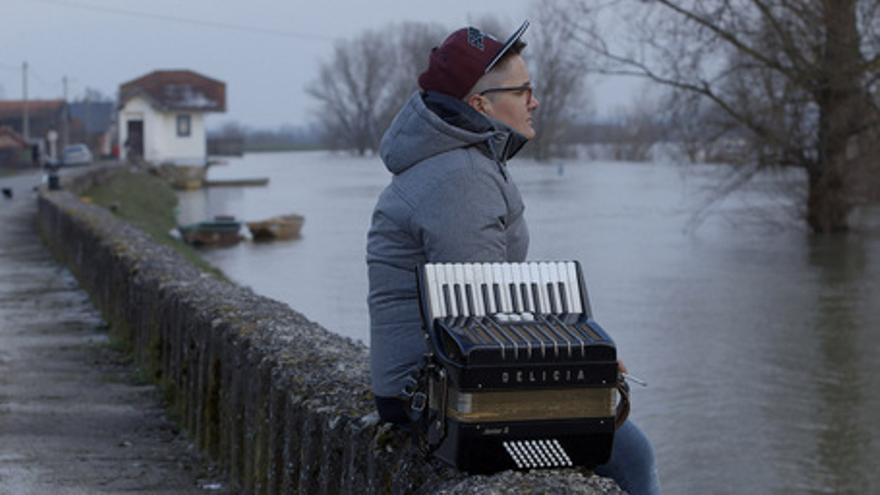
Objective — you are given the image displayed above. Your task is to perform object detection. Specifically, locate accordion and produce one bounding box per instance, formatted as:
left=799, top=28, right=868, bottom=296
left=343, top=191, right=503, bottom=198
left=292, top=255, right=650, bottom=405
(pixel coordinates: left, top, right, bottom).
left=413, top=261, right=620, bottom=474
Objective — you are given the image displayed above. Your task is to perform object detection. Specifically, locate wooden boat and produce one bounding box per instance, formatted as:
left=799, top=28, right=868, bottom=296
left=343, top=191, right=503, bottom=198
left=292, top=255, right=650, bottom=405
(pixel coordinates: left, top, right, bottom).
left=203, top=177, right=269, bottom=187
left=177, top=216, right=243, bottom=246
left=156, top=164, right=206, bottom=190
left=247, top=214, right=304, bottom=241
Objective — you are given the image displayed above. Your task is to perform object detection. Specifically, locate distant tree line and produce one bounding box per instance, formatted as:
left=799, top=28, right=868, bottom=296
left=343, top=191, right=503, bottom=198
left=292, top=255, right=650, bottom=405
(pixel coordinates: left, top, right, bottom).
left=208, top=122, right=324, bottom=153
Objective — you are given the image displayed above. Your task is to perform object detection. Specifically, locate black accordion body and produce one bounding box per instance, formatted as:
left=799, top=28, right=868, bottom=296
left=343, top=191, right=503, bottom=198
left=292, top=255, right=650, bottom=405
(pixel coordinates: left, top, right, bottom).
left=414, top=261, right=619, bottom=473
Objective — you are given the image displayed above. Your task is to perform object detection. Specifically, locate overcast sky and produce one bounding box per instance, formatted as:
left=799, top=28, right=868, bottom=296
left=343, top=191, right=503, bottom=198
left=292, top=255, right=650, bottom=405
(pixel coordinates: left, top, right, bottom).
left=2, top=0, right=639, bottom=129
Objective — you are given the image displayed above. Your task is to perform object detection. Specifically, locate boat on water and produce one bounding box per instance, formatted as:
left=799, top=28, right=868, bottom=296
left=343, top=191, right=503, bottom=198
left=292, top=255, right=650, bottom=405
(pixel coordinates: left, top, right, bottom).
left=156, top=163, right=206, bottom=190
left=204, top=177, right=269, bottom=187
left=246, top=214, right=304, bottom=241
left=177, top=216, right=244, bottom=246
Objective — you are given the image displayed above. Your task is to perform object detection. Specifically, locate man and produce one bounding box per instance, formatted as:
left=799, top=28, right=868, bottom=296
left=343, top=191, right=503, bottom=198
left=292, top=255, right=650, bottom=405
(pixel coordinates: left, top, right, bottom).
left=366, top=22, right=660, bottom=494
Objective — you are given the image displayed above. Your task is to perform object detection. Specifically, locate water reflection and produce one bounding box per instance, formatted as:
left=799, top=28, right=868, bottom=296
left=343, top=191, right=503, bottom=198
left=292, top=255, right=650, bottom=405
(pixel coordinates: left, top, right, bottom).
left=177, top=186, right=246, bottom=225
left=807, top=236, right=876, bottom=493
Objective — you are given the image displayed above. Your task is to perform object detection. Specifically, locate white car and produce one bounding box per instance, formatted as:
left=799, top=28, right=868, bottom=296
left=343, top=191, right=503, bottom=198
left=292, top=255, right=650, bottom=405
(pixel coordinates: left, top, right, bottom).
left=62, top=144, right=93, bottom=166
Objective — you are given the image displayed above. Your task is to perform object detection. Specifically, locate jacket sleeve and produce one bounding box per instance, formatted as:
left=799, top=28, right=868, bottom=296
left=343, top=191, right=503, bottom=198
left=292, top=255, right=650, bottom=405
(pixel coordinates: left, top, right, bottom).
left=412, top=169, right=509, bottom=262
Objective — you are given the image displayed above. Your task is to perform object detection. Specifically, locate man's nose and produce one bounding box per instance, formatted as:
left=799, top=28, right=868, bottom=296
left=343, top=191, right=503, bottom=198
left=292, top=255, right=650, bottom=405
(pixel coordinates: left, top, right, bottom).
left=529, top=95, right=540, bottom=110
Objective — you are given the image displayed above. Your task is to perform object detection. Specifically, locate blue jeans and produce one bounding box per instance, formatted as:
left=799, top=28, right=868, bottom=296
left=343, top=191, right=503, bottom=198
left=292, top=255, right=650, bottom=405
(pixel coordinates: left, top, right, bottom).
left=595, top=420, right=661, bottom=495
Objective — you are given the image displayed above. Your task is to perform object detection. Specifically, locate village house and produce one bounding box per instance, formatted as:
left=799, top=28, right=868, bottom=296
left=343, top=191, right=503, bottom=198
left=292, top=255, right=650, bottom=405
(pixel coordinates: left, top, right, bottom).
left=117, top=70, right=226, bottom=165
left=0, top=126, right=29, bottom=168
left=0, top=99, right=65, bottom=163
left=0, top=99, right=65, bottom=140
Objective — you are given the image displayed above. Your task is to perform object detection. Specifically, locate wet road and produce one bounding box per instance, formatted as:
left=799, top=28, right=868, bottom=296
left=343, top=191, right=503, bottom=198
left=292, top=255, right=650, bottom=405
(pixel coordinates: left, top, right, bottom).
left=0, top=172, right=225, bottom=494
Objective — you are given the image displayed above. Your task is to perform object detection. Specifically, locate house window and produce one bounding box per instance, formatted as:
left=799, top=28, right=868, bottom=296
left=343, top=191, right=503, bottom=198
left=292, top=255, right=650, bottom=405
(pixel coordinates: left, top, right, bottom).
left=177, top=114, right=191, bottom=137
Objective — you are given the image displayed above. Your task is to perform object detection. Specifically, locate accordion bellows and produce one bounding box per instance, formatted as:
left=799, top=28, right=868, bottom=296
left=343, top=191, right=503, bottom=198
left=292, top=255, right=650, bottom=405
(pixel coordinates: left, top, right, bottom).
left=415, top=261, right=618, bottom=473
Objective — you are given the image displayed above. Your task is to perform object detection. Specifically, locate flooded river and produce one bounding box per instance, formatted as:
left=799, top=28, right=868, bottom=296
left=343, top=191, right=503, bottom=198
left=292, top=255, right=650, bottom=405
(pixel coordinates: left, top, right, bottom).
left=177, top=151, right=880, bottom=494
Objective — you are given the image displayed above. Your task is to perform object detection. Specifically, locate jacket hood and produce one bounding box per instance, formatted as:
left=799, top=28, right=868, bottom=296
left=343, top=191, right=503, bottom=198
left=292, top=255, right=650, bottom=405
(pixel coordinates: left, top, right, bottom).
left=379, top=91, right=527, bottom=175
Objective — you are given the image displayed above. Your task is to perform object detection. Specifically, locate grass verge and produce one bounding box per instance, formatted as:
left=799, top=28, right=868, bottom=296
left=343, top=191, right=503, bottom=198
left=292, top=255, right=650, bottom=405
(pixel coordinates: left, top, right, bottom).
left=82, top=169, right=228, bottom=281
left=0, top=166, right=35, bottom=178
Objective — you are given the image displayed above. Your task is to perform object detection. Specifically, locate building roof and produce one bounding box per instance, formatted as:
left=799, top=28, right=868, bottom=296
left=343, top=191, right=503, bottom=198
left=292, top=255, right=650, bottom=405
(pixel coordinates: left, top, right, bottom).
left=0, top=126, right=28, bottom=150
left=0, top=100, right=65, bottom=119
left=119, top=70, right=226, bottom=113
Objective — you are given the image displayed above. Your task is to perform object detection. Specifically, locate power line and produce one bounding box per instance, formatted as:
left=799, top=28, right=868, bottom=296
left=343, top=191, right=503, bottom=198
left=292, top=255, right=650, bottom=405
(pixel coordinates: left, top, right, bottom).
left=30, top=0, right=336, bottom=42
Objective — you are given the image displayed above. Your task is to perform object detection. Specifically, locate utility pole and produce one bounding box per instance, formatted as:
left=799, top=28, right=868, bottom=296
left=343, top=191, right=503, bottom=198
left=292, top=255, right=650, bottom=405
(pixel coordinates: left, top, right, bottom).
left=62, top=76, right=69, bottom=151
left=22, top=61, right=29, bottom=141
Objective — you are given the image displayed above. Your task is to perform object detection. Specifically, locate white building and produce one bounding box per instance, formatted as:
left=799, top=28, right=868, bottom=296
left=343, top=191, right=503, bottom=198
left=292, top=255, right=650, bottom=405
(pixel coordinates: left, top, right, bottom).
left=117, top=70, right=225, bottom=165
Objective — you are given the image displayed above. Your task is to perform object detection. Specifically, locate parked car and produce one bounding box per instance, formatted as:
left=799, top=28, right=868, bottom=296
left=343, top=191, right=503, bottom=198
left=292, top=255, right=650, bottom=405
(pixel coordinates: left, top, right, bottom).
left=61, top=144, right=93, bottom=166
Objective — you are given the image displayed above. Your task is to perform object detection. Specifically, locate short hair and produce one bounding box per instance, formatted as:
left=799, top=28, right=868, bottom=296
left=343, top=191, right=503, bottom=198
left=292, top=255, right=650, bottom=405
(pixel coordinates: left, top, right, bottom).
left=467, top=40, right=527, bottom=99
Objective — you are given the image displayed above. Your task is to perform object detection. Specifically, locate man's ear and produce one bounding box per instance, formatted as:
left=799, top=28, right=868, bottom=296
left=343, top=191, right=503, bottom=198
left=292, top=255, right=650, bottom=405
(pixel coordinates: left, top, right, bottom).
left=466, top=94, right=488, bottom=114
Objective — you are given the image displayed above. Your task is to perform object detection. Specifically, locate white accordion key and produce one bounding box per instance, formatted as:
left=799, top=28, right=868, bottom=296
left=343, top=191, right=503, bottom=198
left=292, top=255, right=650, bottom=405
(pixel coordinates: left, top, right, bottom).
left=565, top=262, right=582, bottom=314
left=495, top=264, right=511, bottom=313
left=424, top=264, right=442, bottom=320
left=453, top=263, right=467, bottom=316
left=436, top=263, right=451, bottom=317
left=481, top=263, right=495, bottom=315
left=465, top=263, right=483, bottom=317
left=550, top=262, right=565, bottom=313
left=511, top=263, right=524, bottom=312
left=528, top=263, right=545, bottom=313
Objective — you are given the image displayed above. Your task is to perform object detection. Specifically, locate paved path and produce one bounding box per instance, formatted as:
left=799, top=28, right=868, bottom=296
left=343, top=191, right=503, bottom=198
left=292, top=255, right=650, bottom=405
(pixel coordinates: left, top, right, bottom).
left=0, top=172, right=225, bottom=494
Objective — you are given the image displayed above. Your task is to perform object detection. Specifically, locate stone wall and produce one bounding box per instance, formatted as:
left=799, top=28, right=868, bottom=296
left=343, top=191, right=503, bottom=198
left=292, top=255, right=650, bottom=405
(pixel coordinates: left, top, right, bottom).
left=36, top=166, right=623, bottom=494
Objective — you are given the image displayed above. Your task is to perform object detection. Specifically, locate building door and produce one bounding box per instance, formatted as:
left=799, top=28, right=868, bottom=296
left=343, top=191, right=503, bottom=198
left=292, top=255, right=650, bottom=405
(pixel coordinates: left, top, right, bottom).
left=126, top=120, right=144, bottom=159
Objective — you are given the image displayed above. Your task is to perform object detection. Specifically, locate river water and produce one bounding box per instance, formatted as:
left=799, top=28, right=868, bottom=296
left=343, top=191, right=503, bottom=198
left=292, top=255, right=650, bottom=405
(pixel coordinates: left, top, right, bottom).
left=177, top=151, right=880, bottom=494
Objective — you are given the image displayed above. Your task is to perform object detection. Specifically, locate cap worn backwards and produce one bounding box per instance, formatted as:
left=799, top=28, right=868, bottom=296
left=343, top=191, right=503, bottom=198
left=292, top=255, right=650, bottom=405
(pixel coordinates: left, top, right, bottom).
left=418, top=20, right=529, bottom=100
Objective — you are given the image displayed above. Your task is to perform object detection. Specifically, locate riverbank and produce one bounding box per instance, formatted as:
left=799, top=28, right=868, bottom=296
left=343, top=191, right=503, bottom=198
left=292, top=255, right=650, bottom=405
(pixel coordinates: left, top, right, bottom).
left=82, top=168, right=226, bottom=280
left=0, top=165, right=38, bottom=178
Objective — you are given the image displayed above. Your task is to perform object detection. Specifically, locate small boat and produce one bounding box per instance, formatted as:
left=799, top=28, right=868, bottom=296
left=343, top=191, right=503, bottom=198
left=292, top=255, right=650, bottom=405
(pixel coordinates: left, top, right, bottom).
left=247, top=214, right=304, bottom=241
left=203, top=177, right=269, bottom=187
left=177, top=216, right=244, bottom=246
left=156, top=164, right=207, bottom=190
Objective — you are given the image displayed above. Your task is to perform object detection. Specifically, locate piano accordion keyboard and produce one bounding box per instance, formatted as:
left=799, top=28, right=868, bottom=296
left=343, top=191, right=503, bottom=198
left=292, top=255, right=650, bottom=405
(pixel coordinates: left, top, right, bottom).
left=422, top=261, right=605, bottom=362
left=424, top=262, right=585, bottom=320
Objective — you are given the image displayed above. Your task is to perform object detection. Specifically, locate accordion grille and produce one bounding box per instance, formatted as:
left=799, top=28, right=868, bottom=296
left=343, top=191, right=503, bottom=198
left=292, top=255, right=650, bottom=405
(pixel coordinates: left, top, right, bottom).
left=502, top=439, right=573, bottom=469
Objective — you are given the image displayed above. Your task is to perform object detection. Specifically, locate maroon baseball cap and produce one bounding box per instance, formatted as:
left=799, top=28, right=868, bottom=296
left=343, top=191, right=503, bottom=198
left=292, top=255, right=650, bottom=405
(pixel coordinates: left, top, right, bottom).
left=418, top=20, right=530, bottom=99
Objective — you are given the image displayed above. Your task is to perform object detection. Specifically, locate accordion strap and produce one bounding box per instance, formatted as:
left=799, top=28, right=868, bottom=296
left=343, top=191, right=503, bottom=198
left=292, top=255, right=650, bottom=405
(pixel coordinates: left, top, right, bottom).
left=615, top=375, right=631, bottom=429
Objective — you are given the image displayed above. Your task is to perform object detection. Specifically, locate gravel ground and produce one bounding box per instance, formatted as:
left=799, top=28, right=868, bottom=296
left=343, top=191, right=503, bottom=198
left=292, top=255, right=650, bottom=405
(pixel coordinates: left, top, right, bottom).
left=0, top=172, right=227, bottom=495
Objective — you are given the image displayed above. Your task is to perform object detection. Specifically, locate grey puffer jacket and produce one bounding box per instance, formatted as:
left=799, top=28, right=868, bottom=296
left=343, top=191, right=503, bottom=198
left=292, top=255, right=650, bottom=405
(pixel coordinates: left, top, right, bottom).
left=366, top=91, right=530, bottom=398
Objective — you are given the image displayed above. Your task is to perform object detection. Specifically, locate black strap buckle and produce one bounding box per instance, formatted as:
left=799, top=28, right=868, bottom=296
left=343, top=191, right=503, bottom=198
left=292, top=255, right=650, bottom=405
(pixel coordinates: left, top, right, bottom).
left=410, top=392, right=427, bottom=412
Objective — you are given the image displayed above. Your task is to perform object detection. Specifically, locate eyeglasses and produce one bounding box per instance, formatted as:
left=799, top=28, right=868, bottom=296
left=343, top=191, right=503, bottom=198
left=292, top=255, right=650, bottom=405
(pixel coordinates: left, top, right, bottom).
left=479, top=83, right=534, bottom=101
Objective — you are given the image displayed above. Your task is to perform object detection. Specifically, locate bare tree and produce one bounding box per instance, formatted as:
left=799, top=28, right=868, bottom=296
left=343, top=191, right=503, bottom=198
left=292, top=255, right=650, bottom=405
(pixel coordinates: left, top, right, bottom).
left=308, top=23, right=445, bottom=155
left=307, top=29, right=397, bottom=155
left=377, top=22, right=447, bottom=137
left=527, top=1, right=592, bottom=160
left=609, top=92, right=667, bottom=162
left=78, top=87, right=112, bottom=103
left=554, top=0, right=880, bottom=233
